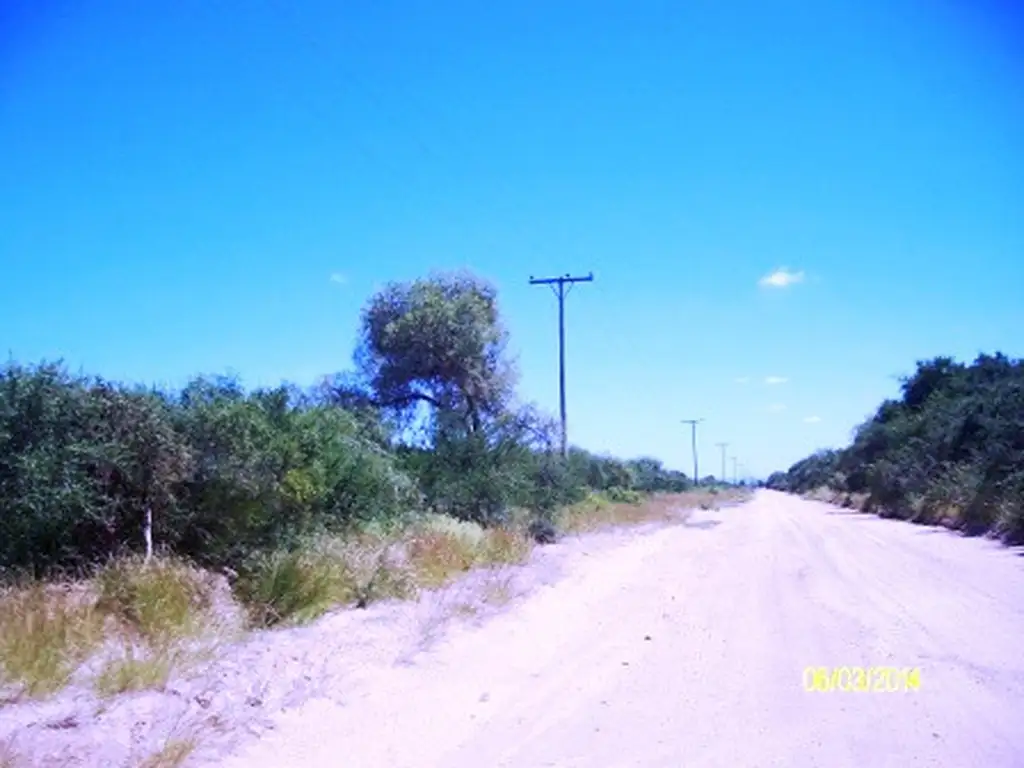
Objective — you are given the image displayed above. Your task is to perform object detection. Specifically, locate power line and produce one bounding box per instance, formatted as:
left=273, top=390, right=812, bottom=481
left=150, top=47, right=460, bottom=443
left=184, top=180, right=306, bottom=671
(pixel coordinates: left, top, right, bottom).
left=715, top=442, right=729, bottom=485
left=529, top=273, right=593, bottom=458
left=681, top=418, right=703, bottom=486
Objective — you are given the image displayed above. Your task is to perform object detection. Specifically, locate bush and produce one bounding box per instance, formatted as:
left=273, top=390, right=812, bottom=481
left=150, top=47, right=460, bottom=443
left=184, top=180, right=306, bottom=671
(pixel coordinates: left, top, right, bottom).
left=0, top=364, right=418, bottom=576
left=527, top=519, right=558, bottom=545
left=604, top=487, right=644, bottom=504
left=0, top=271, right=703, bottom=579
left=772, top=352, right=1024, bottom=543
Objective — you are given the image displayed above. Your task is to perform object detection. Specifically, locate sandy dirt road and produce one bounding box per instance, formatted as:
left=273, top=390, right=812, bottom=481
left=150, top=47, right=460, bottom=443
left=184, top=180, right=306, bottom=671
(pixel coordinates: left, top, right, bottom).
left=218, top=491, right=1024, bottom=768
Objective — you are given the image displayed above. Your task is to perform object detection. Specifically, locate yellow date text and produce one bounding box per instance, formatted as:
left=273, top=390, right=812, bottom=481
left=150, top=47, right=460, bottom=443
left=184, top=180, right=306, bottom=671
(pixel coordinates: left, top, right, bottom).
left=802, top=666, right=921, bottom=693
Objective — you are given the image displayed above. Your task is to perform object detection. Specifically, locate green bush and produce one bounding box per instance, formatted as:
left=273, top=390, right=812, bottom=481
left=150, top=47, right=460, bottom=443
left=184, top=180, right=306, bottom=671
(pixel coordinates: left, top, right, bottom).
left=771, top=353, right=1024, bottom=544
left=0, top=365, right=418, bottom=576
left=604, top=487, right=644, bottom=504
left=0, top=272, right=704, bottom=578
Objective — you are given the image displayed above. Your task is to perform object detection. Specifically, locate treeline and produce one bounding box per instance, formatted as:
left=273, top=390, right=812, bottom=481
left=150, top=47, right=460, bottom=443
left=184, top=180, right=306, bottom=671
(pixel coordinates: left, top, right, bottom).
left=0, top=272, right=697, bottom=577
left=766, top=353, right=1024, bottom=544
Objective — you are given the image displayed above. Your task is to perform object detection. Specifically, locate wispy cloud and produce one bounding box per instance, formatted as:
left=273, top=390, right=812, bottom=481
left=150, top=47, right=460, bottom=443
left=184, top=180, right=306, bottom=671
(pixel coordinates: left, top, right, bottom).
left=329, top=272, right=348, bottom=285
left=758, top=268, right=805, bottom=288
left=803, top=415, right=822, bottom=424
left=735, top=377, right=750, bottom=385
left=764, top=376, right=788, bottom=385
left=768, top=403, right=787, bottom=413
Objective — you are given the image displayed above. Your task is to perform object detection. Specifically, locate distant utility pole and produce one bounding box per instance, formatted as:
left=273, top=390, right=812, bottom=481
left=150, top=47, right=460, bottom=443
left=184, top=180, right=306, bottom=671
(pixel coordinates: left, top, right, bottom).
left=715, top=442, right=729, bottom=485
left=681, top=418, right=703, bottom=486
left=529, top=272, right=594, bottom=458
left=731, top=456, right=739, bottom=485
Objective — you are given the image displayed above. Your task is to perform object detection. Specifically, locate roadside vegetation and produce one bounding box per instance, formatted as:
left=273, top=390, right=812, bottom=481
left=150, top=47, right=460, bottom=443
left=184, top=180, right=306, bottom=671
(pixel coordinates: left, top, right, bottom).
left=767, top=353, right=1024, bottom=544
left=0, top=269, right=741, bottom=707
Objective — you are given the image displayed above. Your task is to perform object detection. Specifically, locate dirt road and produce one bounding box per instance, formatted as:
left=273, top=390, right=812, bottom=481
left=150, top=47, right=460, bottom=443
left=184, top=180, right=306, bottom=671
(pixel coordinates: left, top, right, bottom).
left=218, top=491, right=1024, bottom=767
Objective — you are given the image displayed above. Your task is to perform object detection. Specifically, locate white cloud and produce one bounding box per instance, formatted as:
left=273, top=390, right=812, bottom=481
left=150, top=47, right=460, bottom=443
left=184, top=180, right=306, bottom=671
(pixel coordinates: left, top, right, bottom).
left=764, top=376, right=788, bottom=385
left=803, top=415, right=822, bottom=424
left=735, top=377, right=750, bottom=385
left=329, top=272, right=348, bottom=285
left=758, top=268, right=805, bottom=288
left=768, top=403, right=787, bottom=413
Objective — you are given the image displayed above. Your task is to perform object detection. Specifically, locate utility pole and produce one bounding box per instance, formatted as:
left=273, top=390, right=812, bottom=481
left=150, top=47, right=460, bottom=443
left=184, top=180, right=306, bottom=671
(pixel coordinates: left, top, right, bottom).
left=681, top=418, right=703, bottom=486
left=731, top=456, right=739, bottom=485
left=715, top=442, right=729, bottom=485
left=529, top=272, right=593, bottom=458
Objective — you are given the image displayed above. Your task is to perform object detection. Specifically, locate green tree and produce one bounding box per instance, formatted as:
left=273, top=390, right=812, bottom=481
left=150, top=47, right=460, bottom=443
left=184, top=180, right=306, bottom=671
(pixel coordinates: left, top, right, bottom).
left=355, top=272, right=515, bottom=436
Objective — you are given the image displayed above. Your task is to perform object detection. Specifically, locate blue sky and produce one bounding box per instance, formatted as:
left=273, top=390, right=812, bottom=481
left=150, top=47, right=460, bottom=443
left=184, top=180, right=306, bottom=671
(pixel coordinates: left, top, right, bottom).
left=2, top=0, right=1022, bottom=479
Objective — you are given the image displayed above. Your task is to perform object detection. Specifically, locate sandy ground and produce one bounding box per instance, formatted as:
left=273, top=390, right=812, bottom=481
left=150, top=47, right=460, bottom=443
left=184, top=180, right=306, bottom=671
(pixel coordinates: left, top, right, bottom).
left=213, top=490, right=1024, bottom=768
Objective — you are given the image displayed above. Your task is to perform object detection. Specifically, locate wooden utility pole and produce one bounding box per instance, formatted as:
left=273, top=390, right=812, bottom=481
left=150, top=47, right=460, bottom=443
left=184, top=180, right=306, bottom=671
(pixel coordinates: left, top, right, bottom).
left=529, top=272, right=593, bottom=457
left=716, top=442, right=729, bottom=485
left=681, top=418, right=703, bottom=486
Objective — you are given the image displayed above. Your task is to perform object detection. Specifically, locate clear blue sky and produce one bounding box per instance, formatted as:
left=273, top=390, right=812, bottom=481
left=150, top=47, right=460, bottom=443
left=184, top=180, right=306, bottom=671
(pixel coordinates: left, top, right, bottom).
left=2, top=0, right=1022, bottom=479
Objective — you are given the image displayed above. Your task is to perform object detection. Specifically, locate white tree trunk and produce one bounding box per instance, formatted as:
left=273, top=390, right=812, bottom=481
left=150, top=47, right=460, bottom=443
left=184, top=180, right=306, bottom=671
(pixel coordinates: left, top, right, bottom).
left=144, top=505, right=153, bottom=563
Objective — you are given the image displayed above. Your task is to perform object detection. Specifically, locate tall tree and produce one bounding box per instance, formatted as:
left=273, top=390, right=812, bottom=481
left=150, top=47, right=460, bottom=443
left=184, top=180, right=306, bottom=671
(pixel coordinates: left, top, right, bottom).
left=355, top=271, right=515, bottom=438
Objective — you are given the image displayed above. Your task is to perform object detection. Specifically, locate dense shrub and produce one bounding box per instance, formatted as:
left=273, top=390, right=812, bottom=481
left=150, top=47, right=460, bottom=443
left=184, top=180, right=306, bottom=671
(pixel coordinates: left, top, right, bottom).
left=0, top=272, right=708, bottom=577
left=769, top=353, right=1024, bottom=544
left=0, top=364, right=420, bottom=576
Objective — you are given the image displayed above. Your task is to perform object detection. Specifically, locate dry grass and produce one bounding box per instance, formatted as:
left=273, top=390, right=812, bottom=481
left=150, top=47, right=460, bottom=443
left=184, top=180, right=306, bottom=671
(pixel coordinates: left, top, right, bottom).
left=94, top=648, right=177, bottom=697
left=1, top=488, right=750, bottom=708
left=561, top=488, right=749, bottom=534
left=0, top=557, right=223, bottom=703
left=95, top=557, right=214, bottom=647
left=0, top=582, right=105, bottom=699
left=209, top=517, right=531, bottom=629
left=804, top=487, right=870, bottom=512
left=415, top=566, right=522, bottom=648
left=132, top=703, right=219, bottom=768
left=137, top=738, right=196, bottom=768
left=407, top=516, right=531, bottom=588
left=559, top=492, right=671, bottom=533
left=475, top=569, right=520, bottom=608
left=235, top=536, right=419, bottom=628
left=235, top=514, right=530, bottom=630
left=479, top=527, right=532, bottom=566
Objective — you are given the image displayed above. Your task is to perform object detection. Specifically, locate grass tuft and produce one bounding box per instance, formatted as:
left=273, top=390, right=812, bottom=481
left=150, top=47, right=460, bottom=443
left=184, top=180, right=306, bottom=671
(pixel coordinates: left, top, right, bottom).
left=235, top=547, right=351, bottom=628
left=94, top=648, right=175, bottom=697
left=235, top=537, right=418, bottom=628
left=407, top=516, right=531, bottom=588
left=407, top=530, right=480, bottom=588
left=0, top=583, right=105, bottom=699
left=137, top=737, right=196, bottom=768
left=479, top=526, right=532, bottom=565
left=95, top=557, right=213, bottom=647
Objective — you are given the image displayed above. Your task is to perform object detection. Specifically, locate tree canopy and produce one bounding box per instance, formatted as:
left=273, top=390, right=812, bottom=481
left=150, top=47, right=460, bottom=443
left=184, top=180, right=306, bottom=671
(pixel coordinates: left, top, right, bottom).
left=355, top=271, right=515, bottom=438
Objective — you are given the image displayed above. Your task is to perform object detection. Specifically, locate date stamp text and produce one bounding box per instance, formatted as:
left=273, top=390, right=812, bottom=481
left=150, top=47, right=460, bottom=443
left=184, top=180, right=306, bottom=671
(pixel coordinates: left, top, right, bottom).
left=803, top=666, right=921, bottom=693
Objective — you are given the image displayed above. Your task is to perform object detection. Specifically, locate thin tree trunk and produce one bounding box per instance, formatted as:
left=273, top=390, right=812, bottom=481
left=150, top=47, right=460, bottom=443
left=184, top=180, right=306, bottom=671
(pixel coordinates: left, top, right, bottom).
left=143, top=504, right=153, bottom=563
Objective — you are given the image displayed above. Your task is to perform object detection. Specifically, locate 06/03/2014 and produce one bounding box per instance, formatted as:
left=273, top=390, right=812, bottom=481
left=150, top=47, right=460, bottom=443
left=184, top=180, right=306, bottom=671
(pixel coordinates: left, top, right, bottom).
left=803, top=666, right=922, bottom=693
